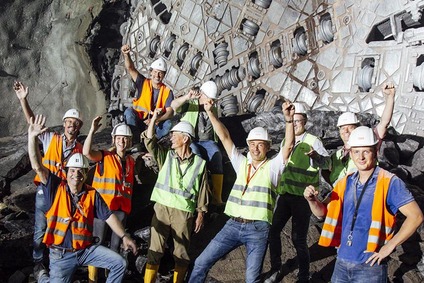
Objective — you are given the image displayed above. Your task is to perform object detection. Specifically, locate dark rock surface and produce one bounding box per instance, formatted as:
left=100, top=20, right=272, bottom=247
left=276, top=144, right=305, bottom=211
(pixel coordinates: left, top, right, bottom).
left=0, top=0, right=108, bottom=138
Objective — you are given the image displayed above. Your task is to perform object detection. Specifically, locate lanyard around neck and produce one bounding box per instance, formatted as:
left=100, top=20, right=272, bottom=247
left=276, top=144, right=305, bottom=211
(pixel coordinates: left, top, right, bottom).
left=242, top=158, right=267, bottom=195
left=350, top=169, right=375, bottom=233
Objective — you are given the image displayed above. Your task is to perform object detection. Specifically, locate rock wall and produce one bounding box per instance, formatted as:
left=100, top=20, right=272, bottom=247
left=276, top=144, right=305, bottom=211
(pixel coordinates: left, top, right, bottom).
left=0, top=0, right=107, bottom=137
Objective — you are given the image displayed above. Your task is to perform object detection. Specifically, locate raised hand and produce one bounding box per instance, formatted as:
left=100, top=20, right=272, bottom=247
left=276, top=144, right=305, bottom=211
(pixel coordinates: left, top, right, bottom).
left=13, top=81, right=29, bottom=100
left=121, top=44, right=131, bottom=55
left=90, top=116, right=102, bottom=133
left=187, top=87, right=201, bottom=100
left=28, top=114, right=48, bottom=138
left=203, top=99, right=214, bottom=112
left=383, top=82, right=395, bottom=97
left=282, top=101, right=295, bottom=119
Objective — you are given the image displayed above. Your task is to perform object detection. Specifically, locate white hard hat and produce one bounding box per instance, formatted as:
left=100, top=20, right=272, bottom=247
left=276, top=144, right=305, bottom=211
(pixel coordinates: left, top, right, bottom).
left=337, top=112, right=360, bottom=127
left=150, top=58, right=167, bottom=72
left=62, top=109, right=82, bottom=122
left=293, top=102, right=307, bottom=115
left=66, top=153, right=89, bottom=169
left=200, top=81, right=218, bottom=99
left=111, top=123, right=132, bottom=137
left=246, top=127, right=271, bottom=143
left=347, top=126, right=378, bottom=147
left=171, top=121, right=194, bottom=138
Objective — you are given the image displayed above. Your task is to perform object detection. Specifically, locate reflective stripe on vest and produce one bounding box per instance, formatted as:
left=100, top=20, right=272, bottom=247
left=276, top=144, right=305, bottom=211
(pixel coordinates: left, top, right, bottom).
left=133, top=79, right=171, bottom=119
left=225, top=158, right=276, bottom=223
left=43, top=183, right=95, bottom=250
left=279, top=133, right=320, bottom=195
left=91, top=151, right=135, bottom=214
left=329, top=148, right=357, bottom=185
left=319, top=169, right=396, bottom=252
left=151, top=151, right=206, bottom=213
left=319, top=216, right=339, bottom=244
left=34, top=134, right=83, bottom=185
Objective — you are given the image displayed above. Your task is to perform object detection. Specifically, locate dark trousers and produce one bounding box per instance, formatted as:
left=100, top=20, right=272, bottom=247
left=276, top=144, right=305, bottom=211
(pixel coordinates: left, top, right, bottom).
left=268, top=193, right=311, bottom=281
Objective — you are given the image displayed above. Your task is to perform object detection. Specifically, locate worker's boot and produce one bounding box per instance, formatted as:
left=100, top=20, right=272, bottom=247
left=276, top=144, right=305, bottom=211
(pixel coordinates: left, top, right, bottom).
left=211, top=174, right=225, bottom=205
left=88, top=265, right=98, bottom=283
left=173, top=265, right=188, bottom=283
left=144, top=263, right=159, bottom=283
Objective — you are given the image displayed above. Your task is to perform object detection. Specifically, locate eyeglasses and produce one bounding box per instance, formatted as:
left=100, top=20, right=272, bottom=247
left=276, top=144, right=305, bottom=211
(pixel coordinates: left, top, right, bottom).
left=64, top=119, right=81, bottom=127
left=293, top=119, right=305, bottom=124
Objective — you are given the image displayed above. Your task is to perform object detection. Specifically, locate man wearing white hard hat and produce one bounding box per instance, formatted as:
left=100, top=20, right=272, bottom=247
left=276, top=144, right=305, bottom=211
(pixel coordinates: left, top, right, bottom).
left=28, top=115, right=137, bottom=283
left=13, top=81, right=84, bottom=281
left=121, top=44, right=174, bottom=143
left=141, top=111, right=209, bottom=283
left=304, top=126, right=423, bottom=282
left=323, top=83, right=396, bottom=186
left=265, top=101, right=329, bottom=283
left=189, top=101, right=295, bottom=283
left=83, top=117, right=135, bottom=282
left=171, top=80, right=225, bottom=205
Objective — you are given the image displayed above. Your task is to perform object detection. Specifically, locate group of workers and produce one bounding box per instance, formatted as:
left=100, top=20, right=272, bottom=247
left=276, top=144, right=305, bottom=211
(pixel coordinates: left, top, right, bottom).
left=11, top=42, right=423, bottom=283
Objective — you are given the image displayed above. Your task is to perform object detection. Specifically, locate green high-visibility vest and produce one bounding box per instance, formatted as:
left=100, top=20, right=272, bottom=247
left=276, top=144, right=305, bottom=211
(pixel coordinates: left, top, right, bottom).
left=179, top=99, right=217, bottom=141
left=279, top=133, right=320, bottom=195
left=151, top=151, right=206, bottom=213
left=329, top=147, right=357, bottom=185
left=225, top=158, right=277, bottom=224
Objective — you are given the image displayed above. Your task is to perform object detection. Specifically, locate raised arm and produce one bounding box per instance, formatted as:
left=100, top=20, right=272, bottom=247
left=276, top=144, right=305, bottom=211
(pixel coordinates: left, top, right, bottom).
left=121, top=44, right=139, bottom=82
left=146, top=108, right=160, bottom=139
left=376, top=83, right=395, bottom=139
left=83, top=116, right=103, bottom=162
left=28, top=115, right=49, bottom=184
left=204, top=99, right=234, bottom=157
left=13, top=81, right=35, bottom=124
left=170, top=88, right=201, bottom=112
left=282, top=101, right=295, bottom=162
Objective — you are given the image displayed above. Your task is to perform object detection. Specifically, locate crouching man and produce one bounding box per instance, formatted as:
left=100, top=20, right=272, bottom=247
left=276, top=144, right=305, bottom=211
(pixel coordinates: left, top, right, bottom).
left=28, top=115, right=137, bottom=283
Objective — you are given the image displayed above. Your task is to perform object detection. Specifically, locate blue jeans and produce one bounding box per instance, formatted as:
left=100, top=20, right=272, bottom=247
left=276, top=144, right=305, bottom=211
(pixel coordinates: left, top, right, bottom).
left=39, top=245, right=127, bottom=283
left=331, top=258, right=387, bottom=283
left=33, top=185, right=48, bottom=263
left=190, top=140, right=223, bottom=174
left=124, top=107, right=172, bottom=141
left=189, top=218, right=269, bottom=283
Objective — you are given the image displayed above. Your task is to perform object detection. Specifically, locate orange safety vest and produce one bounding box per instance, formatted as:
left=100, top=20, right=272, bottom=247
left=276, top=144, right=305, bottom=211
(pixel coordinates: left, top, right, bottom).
left=132, top=79, right=171, bottom=119
left=43, top=183, right=95, bottom=250
left=34, top=134, right=83, bottom=185
left=319, top=169, right=396, bottom=252
left=91, top=151, right=135, bottom=214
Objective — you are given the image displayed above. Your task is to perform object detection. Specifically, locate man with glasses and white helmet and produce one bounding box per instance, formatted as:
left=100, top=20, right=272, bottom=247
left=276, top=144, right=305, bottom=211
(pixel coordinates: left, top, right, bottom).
left=121, top=44, right=174, bottom=142
left=304, top=126, right=423, bottom=282
left=13, top=81, right=84, bottom=281
left=265, top=102, right=329, bottom=283
left=28, top=115, right=137, bottom=283
left=141, top=110, right=209, bottom=283
left=189, top=101, right=295, bottom=283
left=83, top=116, right=136, bottom=282
left=171, top=80, right=225, bottom=205
left=323, top=83, right=396, bottom=186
